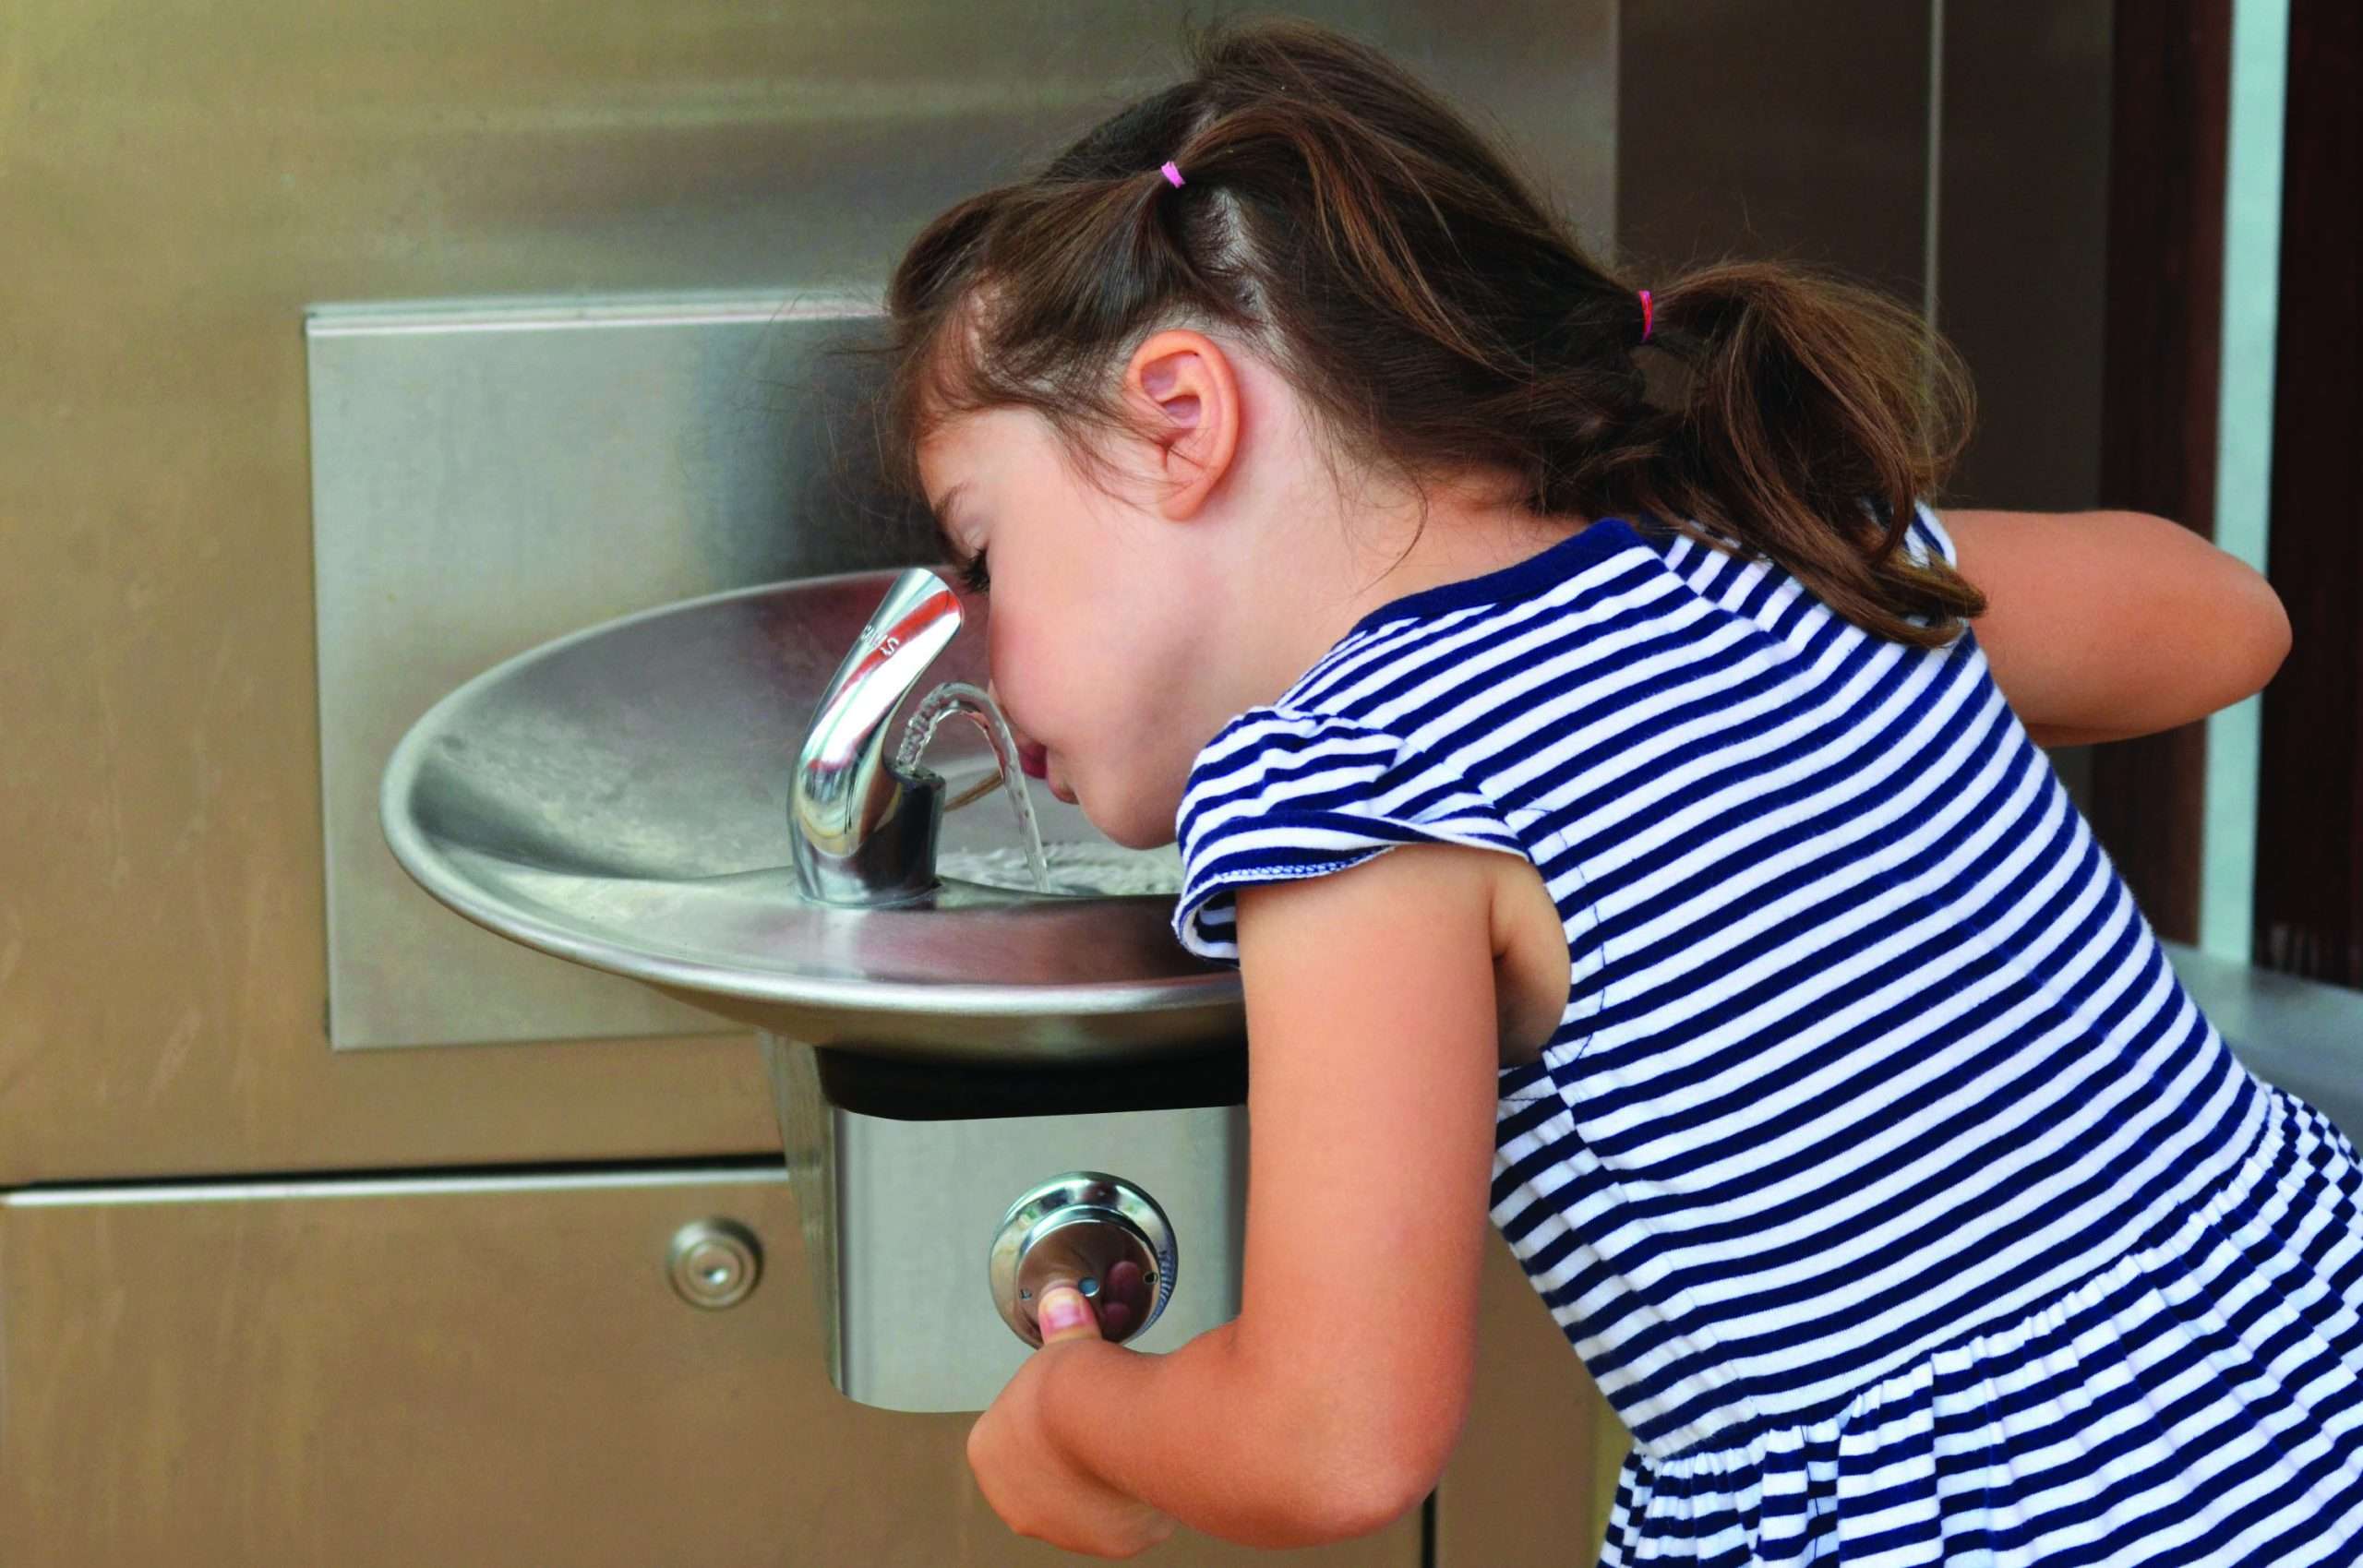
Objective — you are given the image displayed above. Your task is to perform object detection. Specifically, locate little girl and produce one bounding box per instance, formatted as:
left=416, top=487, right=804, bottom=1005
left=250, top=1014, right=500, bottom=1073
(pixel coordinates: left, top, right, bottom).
left=886, top=18, right=2360, bottom=1564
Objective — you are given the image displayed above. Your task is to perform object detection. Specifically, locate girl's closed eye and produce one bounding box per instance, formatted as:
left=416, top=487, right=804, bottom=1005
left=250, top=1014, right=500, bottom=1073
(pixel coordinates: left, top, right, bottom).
left=954, top=545, right=990, bottom=594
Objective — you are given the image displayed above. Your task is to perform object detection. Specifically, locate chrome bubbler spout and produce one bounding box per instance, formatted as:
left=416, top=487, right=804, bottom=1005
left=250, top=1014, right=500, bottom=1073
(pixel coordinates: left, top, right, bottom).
left=790, top=568, right=964, bottom=905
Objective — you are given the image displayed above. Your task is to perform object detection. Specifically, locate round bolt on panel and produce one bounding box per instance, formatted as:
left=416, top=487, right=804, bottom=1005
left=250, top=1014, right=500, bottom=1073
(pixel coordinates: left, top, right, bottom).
left=668, top=1218, right=762, bottom=1310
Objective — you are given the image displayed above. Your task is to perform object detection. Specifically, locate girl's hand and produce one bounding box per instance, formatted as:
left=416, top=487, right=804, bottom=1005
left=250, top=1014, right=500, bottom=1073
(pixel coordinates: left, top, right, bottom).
left=967, top=1283, right=1180, bottom=1559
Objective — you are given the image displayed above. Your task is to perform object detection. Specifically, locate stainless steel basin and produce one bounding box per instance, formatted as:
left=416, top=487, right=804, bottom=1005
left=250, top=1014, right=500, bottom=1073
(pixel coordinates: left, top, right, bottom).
left=381, top=569, right=1241, bottom=1063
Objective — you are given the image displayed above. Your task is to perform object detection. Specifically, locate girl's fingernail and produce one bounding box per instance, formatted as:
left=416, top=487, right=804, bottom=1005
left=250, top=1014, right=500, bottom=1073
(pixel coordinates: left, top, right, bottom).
left=1038, top=1288, right=1092, bottom=1335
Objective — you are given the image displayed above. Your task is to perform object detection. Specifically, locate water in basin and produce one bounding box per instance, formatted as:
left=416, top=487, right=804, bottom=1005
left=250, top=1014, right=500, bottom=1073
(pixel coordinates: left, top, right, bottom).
left=936, top=841, right=1184, bottom=898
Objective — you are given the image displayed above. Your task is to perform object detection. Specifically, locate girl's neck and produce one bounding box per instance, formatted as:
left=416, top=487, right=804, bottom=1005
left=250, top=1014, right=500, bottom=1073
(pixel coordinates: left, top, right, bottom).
left=1262, top=473, right=1589, bottom=693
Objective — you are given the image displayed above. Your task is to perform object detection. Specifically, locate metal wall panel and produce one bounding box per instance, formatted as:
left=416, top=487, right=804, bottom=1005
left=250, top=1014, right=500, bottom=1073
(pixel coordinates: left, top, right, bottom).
left=0, top=0, right=1613, bottom=1181
left=0, top=2, right=1624, bottom=1558
left=1937, top=0, right=2114, bottom=816
left=0, top=1169, right=1421, bottom=1566
left=307, top=295, right=925, bottom=1049
left=1618, top=0, right=2114, bottom=516
left=1435, top=1232, right=1630, bottom=1567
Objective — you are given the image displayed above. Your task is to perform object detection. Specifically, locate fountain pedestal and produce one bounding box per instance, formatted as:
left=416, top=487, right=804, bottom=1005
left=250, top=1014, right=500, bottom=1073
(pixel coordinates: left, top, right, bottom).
left=765, top=1035, right=1249, bottom=1412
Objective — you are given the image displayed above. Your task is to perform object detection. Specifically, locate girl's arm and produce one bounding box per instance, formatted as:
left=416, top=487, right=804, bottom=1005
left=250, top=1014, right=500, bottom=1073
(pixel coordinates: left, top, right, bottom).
left=1939, top=508, right=2292, bottom=748
left=1039, top=840, right=1505, bottom=1548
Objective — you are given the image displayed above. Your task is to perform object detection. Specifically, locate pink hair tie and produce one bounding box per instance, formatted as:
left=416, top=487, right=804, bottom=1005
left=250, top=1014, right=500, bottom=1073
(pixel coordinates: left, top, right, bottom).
left=1638, top=288, right=1654, bottom=342
left=1159, top=160, right=1185, bottom=188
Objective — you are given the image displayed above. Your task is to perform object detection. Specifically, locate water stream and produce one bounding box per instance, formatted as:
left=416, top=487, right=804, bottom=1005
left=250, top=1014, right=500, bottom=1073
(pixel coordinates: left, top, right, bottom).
left=894, top=681, right=1053, bottom=894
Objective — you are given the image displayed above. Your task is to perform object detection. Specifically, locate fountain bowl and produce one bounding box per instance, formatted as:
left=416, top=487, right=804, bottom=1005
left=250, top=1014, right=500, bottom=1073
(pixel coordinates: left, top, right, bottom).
left=381, top=569, right=1242, bottom=1063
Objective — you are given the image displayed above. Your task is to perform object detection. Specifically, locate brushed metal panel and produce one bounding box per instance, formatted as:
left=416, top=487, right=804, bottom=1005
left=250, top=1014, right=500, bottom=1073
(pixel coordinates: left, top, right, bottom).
left=308, top=295, right=930, bottom=1048
left=0, top=0, right=1613, bottom=1171
left=0, top=1170, right=1419, bottom=1566
left=829, top=1102, right=1245, bottom=1411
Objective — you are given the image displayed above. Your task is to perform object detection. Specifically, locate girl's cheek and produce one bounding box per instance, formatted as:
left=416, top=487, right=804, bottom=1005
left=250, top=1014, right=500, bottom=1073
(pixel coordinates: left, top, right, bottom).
left=983, top=612, right=1041, bottom=735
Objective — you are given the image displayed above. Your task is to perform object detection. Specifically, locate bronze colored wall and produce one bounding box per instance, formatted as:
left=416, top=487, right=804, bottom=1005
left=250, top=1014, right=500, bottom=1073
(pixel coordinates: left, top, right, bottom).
left=0, top=5, right=1625, bottom=1563
left=0, top=2, right=1616, bottom=1186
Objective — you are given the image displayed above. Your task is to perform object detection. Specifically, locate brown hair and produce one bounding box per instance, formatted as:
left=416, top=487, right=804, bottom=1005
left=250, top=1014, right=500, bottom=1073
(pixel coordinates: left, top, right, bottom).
left=882, top=16, right=1985, bottom=649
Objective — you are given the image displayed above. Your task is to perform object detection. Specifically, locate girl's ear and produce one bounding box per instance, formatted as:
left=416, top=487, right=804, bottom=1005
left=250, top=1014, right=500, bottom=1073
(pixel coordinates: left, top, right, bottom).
left=1123, top=329, right=1242, bottom=520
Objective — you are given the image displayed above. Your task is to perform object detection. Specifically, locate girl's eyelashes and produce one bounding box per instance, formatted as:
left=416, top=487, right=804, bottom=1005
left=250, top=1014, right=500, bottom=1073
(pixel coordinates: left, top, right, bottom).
left=954, top=546, right=990, bottom=594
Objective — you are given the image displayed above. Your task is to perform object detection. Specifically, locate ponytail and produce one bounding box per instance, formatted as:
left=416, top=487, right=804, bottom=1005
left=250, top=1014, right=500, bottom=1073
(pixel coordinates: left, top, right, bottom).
left=1613, top=261, right=1985, bottom=648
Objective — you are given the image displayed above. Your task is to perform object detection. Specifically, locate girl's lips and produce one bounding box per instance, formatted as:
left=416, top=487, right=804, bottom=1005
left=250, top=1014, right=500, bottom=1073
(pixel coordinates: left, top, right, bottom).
left=1018, top=738, right=1074, bottom=802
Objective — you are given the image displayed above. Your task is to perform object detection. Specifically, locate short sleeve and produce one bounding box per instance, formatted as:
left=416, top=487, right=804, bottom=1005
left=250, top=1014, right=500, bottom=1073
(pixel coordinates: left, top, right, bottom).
left=1170, top=706, right=1527, bottom=964
left=1906, top=499, right=1960, bottom=568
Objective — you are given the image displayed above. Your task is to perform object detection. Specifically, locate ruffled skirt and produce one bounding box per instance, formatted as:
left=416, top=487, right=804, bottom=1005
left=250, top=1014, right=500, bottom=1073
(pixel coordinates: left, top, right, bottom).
left=1599, top=1083, right=2363, bottom=1565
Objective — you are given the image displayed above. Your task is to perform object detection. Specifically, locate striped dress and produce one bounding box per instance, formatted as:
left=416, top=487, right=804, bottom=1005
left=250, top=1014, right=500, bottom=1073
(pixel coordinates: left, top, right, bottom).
left=1170, top=505, right=2363, bottom=1565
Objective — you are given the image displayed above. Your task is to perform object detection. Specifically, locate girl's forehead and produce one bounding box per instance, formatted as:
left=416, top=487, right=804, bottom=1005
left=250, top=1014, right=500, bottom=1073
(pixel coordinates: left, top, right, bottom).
left=914, top=411, right=988, bottom=486
left=918, top=407, right=1042, bottom=478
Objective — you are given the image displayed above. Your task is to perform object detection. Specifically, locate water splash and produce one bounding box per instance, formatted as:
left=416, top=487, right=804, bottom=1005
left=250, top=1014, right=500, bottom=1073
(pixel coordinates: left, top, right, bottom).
left=936, top=841, right=1184, bottom=898
left=894, top=682, right=1051, bottom=893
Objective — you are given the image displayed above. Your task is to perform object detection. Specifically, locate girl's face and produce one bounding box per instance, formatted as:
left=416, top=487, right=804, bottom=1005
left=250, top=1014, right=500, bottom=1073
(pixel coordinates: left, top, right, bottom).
left=916, top=406, right=1227, bottom=851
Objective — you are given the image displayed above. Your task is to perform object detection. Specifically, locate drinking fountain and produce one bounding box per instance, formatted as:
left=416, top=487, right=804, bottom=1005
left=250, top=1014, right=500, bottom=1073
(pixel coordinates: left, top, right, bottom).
left=381, top=565, right=1247, bottom=1410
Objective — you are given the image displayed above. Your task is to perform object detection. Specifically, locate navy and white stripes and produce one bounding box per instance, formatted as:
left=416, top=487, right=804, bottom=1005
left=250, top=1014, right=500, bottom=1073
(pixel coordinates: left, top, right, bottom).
left=1172, top=507, right=2363, bottom=1564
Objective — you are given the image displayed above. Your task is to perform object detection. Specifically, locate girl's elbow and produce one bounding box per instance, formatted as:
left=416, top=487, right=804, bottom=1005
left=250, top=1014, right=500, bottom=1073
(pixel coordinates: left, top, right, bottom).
left=2217, top=574, right=2293, bottom=707
left=2177, top=561, right=2292, bottom=715
left=2223, top=551, right=2293, bottom=689
left=1228, top=1322, right=1473, bottom=1544
left=2253, top=585, right=2294, bottom=688
left=1273, top=1449, right=1443, bottom=1546
left=1283, top=1400, right=1467, bottom=1543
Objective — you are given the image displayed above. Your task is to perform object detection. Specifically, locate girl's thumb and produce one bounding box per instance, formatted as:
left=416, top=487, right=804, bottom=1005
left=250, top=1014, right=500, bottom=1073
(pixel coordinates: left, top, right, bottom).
left=1036, top=1284, right=1100, bottom=1344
